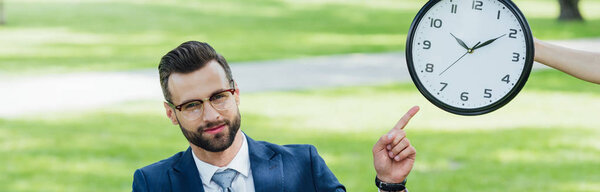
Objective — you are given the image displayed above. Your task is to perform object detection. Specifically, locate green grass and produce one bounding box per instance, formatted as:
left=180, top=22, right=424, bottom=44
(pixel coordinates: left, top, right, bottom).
left=1, top=0, right=600, bottom=74
left=1, top=69, right=599, bottom=191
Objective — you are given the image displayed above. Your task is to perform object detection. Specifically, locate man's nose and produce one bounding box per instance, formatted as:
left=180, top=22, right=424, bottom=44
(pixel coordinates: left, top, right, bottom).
left=202, top=102, right=221, bottom=121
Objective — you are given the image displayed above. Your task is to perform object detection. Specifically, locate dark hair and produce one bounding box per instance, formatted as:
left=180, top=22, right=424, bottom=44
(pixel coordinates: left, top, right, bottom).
left=159, top=41, right=234, bottom=103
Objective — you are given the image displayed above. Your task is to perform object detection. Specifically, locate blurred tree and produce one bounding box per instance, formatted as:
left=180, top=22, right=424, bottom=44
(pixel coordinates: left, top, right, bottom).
left=0, top=0, right=5, bottom=25
left=558, top=0, right=584, bottom=21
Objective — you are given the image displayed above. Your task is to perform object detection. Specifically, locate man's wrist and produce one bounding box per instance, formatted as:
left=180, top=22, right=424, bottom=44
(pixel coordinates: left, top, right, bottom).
left=378, top=189, right=408, bottom=192
left=379, top=189, right=407, bottom=192
left=375, top=176, right=407, bottom=192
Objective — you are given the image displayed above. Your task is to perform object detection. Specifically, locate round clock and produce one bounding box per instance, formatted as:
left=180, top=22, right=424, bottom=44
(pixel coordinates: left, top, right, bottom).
left=406, top=0, right=534, bottom=115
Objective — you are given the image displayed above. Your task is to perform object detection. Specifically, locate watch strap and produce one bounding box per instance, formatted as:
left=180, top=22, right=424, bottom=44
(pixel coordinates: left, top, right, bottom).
left=375, top=177, right=407, bottom=191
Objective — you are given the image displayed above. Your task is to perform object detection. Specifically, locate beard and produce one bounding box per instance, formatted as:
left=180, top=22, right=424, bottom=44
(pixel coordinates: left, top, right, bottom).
left=178, top=111, right=241, bottom=152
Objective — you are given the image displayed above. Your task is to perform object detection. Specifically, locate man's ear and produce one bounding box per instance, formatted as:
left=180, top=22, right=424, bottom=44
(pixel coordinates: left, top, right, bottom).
left=234, top=81, right=240, bottom=105
left=163, top=102, right=179, bottom=125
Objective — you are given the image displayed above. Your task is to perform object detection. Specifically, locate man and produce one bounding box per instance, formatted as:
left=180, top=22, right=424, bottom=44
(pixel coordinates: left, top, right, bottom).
left=132, top=41, right=419, bottom=192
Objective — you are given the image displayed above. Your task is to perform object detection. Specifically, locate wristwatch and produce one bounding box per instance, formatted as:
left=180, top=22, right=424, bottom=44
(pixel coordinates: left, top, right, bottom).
left=375, top=177, right=407, bottom=192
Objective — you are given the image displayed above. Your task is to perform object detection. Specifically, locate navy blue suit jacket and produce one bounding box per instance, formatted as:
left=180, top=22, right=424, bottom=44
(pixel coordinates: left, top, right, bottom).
left=132, top=136, right=346, bottom=192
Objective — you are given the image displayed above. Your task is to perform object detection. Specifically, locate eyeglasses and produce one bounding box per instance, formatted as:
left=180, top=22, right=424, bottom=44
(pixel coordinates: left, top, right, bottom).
left=167, top=89, right=236, bottom=121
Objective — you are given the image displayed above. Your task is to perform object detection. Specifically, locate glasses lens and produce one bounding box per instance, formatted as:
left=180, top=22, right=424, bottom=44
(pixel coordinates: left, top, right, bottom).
left=181, top=101, right=203, bottom=120
left=210, top=91, right=234, bottom=110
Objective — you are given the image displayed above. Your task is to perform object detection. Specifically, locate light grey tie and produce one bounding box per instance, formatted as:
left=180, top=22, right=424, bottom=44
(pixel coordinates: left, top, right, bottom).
left=211, top=169, right=238, bottom=192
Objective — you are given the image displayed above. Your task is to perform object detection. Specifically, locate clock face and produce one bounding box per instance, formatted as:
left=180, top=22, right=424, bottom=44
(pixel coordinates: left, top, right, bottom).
left=406, top=0, right=533, bottom=115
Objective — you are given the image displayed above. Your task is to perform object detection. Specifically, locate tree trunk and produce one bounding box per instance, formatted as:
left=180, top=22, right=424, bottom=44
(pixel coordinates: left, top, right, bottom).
left=0, top=0, right=5, bottom=25
left=558, top=0, right=584, bottom=21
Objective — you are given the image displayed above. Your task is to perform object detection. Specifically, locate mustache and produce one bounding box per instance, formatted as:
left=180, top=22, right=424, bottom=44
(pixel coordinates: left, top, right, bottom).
left=197, top=120, right=229, bottom=132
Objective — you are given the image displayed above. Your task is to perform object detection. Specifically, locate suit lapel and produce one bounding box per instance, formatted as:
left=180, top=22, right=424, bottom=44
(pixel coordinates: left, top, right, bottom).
left=170, top=147, right=205, bottom=192
left=247, top=136, right=283, bottom=192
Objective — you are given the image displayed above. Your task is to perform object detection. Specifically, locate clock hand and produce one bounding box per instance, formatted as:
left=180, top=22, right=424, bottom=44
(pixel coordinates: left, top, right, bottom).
left=450, top=33, right=469, bottom=50
left=439, top=41, right=481, bottom=76
left=472, top=34, right=506, bottom=51
left=467, top=41, right=481, bottom=53
left=439, top=51, right=468, bottom=76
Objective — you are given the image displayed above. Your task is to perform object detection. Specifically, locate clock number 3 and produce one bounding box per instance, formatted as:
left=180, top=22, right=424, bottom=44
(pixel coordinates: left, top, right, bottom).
left=512, top=52, right=520, bottom=62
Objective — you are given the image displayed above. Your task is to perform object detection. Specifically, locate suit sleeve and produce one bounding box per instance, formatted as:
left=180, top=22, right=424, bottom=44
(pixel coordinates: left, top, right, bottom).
left=309, top=145, right=346, bottom=192
left=132, top=169, right=149, bottom=192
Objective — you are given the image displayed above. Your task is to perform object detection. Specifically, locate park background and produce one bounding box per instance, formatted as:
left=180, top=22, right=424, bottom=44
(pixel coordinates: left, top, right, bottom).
left=0, top=0, right=599, bottom=191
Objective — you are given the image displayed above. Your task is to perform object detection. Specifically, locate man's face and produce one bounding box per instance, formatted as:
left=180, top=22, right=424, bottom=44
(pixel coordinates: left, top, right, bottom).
left=165, top=60, right=241, bottom=152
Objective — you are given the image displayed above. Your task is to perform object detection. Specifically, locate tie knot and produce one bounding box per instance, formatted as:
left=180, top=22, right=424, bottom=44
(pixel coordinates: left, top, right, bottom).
left=211, top=169, right=238, bottom=191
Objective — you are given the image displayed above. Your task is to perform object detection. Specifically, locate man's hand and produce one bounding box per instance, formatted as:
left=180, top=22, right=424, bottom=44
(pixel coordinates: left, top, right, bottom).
left=373, top=106, right=419, bottom=183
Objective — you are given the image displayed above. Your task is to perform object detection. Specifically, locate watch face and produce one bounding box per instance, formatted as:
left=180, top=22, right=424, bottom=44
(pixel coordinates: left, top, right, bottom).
left=406, top=0, right=533, bottom=115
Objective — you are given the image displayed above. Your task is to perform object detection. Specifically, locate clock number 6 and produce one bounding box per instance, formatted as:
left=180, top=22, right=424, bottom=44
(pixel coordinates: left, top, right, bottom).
left=461, top=92, right=469, bottom=101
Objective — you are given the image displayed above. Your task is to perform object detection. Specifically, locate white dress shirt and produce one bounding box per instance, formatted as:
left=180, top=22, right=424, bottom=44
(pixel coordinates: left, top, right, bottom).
left=192, top=133, right=255, bottom=192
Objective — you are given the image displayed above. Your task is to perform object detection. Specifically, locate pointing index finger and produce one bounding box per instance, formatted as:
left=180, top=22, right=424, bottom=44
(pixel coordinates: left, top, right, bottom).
left=392, top=106, right=420, bottom=131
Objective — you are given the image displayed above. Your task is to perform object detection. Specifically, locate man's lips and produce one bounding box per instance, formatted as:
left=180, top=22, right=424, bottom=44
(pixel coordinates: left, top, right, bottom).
left=203, top=124, right=226, bottom=134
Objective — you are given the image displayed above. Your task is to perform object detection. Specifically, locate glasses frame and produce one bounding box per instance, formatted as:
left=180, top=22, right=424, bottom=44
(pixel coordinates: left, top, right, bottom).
left=167, top=88, right=236, bottom=112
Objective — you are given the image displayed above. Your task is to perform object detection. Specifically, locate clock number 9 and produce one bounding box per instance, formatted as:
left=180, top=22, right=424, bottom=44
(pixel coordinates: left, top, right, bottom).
left=423, top=40, right=431, bottom=49
left=461, top=92, right=469, bottom=101
left=425, top=63, right=434, bottom=72
left=430, top=18, right=442, bottom=28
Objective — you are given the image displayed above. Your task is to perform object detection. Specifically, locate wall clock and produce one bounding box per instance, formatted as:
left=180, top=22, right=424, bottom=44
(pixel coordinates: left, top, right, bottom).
left=406, top=0, right=534, bottom=115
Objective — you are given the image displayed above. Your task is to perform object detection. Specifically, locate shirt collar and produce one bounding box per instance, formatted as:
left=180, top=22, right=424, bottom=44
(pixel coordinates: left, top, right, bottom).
left=191, top=132, right=251, bottom=186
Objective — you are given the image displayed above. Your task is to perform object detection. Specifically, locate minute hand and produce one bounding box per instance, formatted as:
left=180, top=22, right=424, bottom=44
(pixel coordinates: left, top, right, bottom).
left=472, top=34, right=506, bottom=51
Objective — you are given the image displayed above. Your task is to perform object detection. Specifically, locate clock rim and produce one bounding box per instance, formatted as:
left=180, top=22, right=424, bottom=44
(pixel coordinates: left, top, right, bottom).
left=405, top=0, right=534, bottom=116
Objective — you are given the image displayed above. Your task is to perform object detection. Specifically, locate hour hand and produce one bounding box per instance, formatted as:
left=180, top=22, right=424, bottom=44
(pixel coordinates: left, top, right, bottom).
left=450, top=33, right=469, bottom=50
left=472, top=34, right=506, bottom=51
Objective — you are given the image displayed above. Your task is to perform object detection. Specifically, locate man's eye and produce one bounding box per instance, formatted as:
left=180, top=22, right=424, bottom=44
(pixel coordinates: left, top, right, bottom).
left=211, top=93, right=227, bottom=101
left=184, top=102, right=200, bottom=110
